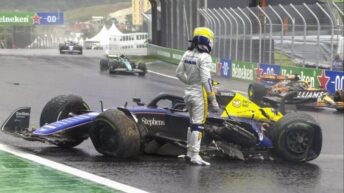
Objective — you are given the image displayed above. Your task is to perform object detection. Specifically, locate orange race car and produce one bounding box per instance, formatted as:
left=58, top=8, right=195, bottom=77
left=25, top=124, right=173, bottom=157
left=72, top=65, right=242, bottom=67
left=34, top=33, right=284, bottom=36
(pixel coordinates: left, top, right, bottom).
left=248, top=74, right=344, bottom=112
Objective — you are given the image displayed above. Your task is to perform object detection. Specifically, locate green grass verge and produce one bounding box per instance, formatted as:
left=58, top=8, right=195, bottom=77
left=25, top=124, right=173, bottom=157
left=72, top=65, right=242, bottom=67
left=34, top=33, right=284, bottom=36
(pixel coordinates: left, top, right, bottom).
left=128, top=55, right=158, bottom=64
left=65, top=2, right=131, bottom=22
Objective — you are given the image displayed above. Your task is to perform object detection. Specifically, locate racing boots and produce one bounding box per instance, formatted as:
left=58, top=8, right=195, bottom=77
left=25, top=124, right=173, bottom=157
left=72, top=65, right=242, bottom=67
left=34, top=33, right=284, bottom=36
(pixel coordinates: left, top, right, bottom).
left=189, top=131, right=210, bottom=166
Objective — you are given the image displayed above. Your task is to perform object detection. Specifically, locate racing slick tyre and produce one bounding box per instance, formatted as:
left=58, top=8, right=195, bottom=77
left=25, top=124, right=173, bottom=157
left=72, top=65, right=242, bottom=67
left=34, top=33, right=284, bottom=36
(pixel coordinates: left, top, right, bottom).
left=248, top=83, right=267, bottom=105
left=90, top=109, right=140, bottom=158
left=100, top=59, right=109, bottom=71
left=40, top=95, right=91, bottom=148
left=138, top=63, right=147, bottom=76
left=270, top=112, right=322, bottom=162
left=334, top=90, right=344, bottom=112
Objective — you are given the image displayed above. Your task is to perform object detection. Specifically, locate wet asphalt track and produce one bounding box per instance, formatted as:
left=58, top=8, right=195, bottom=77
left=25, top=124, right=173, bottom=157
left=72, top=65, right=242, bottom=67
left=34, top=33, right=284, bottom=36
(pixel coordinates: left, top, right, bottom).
left=0, top=50, right=343, bottom=193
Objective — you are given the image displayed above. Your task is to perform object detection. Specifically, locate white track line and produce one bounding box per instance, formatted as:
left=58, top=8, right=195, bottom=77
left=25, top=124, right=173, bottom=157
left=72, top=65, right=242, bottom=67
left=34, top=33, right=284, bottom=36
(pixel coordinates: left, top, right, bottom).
left=148, top=70, right=178, bottom=80
left=0, top=143, right=149, bottom=193
left=148, top=70, right=246, bottom=95
left=319, top=154, right=344, bottom=159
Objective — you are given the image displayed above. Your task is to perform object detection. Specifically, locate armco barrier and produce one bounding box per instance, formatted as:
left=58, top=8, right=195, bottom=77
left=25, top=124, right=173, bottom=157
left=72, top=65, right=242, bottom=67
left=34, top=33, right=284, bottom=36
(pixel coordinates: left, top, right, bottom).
left=280, top=65, right=322, bottom=88
left=256, top=64, right=343, bottom=95
left=148, top=44, right=343, bottom=95
left=217, top=58, right=231, bottom=78
left=148, top=44, right=217, bottom=73
left=322, top=70, right=344, bottom=95
left=231, top=60, right=255, bottom=81
left=148, top=44, right=184, bottom=64
left=216, top=59, right=343, bottom=95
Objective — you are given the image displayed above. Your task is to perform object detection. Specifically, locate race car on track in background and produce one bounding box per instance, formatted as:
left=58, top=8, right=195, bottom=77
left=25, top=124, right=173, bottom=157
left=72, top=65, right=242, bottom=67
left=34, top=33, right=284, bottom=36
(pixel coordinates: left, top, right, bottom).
left=99, top=54, right=147, bottom=76
left=248, top=74, right=344, bottom=112
left=59, top=41, right=83, bottom=55
left=1, top=83, right=323, bottom=163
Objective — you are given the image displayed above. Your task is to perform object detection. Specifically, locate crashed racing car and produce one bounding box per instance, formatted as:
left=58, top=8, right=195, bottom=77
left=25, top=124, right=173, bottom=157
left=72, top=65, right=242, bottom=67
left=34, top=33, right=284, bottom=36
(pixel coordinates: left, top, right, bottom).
left=1, top=86, right=322, bottom=163
left=248, top=74, right=344, bottom=112
left=59, top=41, right=83, bottom=55
left=99, top=54, right=147, bottom=76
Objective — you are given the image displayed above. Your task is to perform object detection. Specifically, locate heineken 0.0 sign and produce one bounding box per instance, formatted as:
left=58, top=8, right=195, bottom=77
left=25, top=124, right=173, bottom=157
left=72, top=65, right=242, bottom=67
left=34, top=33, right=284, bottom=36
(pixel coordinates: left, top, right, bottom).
left=0, top=12, right=34, bottom=26
left=0, top=12, right=64, bottom=26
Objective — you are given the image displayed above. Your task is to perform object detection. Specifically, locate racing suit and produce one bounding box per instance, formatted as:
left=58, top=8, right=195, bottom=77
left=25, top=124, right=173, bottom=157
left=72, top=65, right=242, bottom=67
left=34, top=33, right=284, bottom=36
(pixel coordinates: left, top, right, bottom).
left=176, top=49, right=219, bottom=165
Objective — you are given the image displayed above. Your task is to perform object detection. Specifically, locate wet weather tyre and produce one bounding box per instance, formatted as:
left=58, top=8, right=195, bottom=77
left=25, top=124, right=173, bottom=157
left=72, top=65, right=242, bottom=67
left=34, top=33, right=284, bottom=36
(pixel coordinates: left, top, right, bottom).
left=90, top=109, right=140, bottom=158
left=138, top=63, right=147, bottom=76
left=40, top=95, right=91, bottom=148
left=334, top=90, right=344, bottom=112
left=248, top=83, right=267, bottom=104
left=271, top=112, right=322, bottom=162
left=100, top=59, right=109, bottom=71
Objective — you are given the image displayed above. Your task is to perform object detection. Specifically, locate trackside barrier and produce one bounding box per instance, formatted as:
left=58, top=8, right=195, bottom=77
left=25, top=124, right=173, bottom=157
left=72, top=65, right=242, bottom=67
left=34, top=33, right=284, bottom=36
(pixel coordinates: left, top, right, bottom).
left=147, top=44, right=343, bottom=95
left=148, top=44, right=184, bottom=65
left=217, top=60, right=344, bottom=95
left=148, top=44, right=218, bottom=73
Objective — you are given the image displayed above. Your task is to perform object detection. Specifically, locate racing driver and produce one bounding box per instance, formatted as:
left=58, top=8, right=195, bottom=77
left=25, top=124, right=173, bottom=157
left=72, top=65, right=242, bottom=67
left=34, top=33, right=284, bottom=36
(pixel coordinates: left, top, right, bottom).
left=176, top=27, right=219, bottom=166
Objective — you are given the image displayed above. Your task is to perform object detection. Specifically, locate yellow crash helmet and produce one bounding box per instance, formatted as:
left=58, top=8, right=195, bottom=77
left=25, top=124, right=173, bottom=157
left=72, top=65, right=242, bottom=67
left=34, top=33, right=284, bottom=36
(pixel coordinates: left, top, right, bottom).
left=192, top=27, right=214, bottom=53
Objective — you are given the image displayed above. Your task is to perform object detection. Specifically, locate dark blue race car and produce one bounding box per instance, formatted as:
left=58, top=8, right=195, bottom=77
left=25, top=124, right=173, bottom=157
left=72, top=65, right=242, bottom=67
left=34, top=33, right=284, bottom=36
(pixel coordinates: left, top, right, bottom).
left=1, top=90, right=322, bottom=163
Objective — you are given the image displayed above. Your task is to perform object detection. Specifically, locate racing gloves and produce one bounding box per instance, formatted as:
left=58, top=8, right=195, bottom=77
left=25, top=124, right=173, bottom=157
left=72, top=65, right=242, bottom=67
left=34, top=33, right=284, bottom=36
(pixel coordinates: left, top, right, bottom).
left=208, top=93, right=220, bottom=113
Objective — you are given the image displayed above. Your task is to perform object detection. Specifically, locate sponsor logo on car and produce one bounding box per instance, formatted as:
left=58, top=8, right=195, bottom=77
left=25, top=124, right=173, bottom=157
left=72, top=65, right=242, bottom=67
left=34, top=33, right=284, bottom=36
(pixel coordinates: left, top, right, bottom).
left=296, top=91, right=326, bottom=99
left=141, top=117, right=165, bottom=126
left=232, top=99, right=241, bottom=108
left=15, top=112, right=30, bottom=117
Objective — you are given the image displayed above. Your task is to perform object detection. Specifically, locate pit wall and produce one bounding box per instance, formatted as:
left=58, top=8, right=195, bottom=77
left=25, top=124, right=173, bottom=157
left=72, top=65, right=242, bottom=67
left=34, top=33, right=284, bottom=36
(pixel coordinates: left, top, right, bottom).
left=148, top=44, right=344, bottom=95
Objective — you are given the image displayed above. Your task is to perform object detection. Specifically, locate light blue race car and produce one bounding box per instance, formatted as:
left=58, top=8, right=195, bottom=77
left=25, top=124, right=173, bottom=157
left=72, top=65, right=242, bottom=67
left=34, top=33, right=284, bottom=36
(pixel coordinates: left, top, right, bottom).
left=99, top=54, right=147, bottom=76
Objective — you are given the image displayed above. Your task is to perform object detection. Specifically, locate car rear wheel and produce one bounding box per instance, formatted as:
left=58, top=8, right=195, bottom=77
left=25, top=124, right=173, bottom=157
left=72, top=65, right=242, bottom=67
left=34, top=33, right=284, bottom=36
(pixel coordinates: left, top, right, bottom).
left=248, top=83, right=267, bottom=104
left=40, top=95, right=90, bottom=148
left=100, top=59, right=109, bottom=71
left=334, top=90, right=344, bottom=112
left=90, top=109, right=140, bottom=158
left=138, top=63, right=147, bottom=76
left=271, top=112, right=322, bottom=162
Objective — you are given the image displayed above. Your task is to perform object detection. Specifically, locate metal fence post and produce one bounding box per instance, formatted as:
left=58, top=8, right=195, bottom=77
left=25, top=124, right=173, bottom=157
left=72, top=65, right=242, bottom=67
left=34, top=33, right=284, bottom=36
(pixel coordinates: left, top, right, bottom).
left=200, top=9, right=215, bottom=36
left=199, top=9, right=210, bottom=28
left=269, top=5, right=283, bottom=65
left=203, top=9, right=218, bottom=57
left=317, top=2, right=334, bottom=64
left=208, top=9, right=222, bottom=58
left=176, top=0, right=180, bottom=49
left=247, top=7, right=262, bottom=64
left=304, top=3, right=320, bottom=68
left=214, top=9, right=228, bottom=58
left=170, top=0, right=174, bottom=49
left=231, top=8, right=246, bottom=61
left=258, top=6, right=272, bottom=64
left=332, top=1, right=344, bottom=16
left=279, top=4, right=295, bottom=62
left=238, top=7, right=253, bottom=63
left=219, top=8, right=233, bottom=60
left=224, top=8, right=239, bottom=61
left=290, top=4, right=307, bottom=67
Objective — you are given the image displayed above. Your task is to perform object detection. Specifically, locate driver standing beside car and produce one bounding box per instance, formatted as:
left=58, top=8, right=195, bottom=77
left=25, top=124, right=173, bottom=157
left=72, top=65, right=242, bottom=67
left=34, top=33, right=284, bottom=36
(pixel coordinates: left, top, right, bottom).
left=176, top=27, right=220, bottom=166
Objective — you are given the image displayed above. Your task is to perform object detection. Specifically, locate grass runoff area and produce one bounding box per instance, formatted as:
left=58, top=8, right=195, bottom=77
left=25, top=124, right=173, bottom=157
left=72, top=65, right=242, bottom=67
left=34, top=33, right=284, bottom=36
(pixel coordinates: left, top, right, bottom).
left=0, top=150, right=122, bottom=193
left=128, top=55, right=158, bottom=64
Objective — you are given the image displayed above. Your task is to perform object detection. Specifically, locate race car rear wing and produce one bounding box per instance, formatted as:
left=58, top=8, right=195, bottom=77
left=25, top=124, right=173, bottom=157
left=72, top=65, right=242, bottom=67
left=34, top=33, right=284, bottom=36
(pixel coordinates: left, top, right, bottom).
left=1, top=107, right=30, bottom=134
